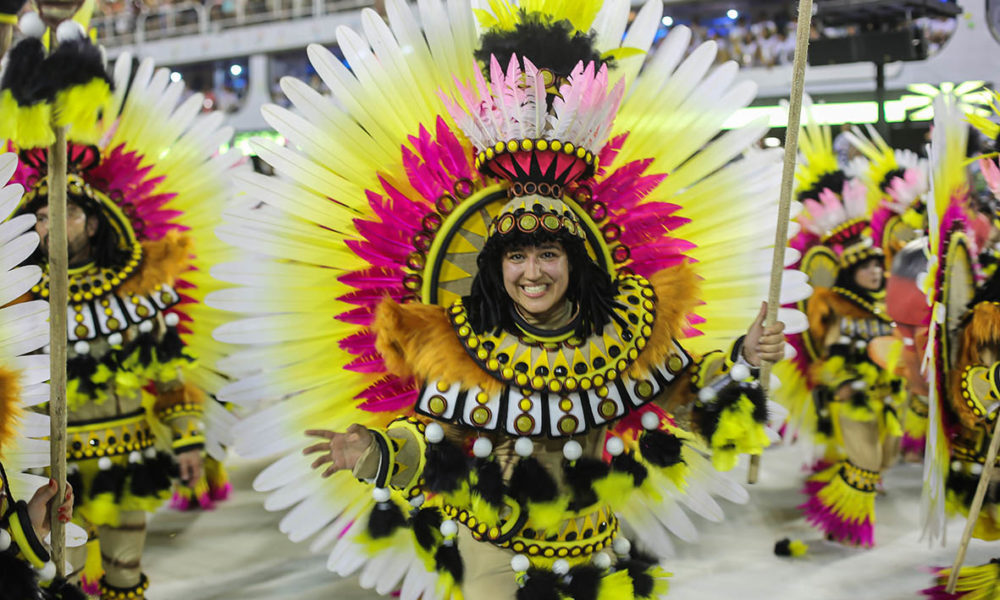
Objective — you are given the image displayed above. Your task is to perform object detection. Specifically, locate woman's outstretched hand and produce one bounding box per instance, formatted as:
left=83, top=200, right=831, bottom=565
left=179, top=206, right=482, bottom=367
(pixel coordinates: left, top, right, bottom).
left=743, top=301, right=786, bottom=367
left=303, top=424, right=373, bottom=478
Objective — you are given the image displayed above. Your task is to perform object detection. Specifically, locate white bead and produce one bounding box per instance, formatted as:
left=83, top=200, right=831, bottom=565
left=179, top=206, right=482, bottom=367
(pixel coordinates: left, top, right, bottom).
left=510, top=554, right=530, bottom=573
left=592, top=551, right=612, bottom=570
left=55, top=19, right=86, bottom=42
left=138, top=320, right=154, bottom=333
left=472, top=437, right=493, bottom=458
left=851, top=380, right=867, bottom=391
left=107, top=332, right=123, bottom=346
left=97, top=457, right=112, bottom=471
left=605, top=436, right=624, bottom=457
left=838, top=336, right=851, bottom=345
left=42, top=345, right=50, bottom=354
left=164, top=312, right=180, bottom=327
left=424, top=423, right=444, bottom=444
left=36, top=561, right=56, bottom=581
left=145, top=447, right=157, bottom=459
left=67, top=464, right=79, bottom=475
left=971, top=463, right=984, bottom=475
left=640, top=411, right=660, bottom=431
left=439, top=519, right=458, bottom=537
left=18, top=12, right=45, bottom=38
left=697, top=386, right=717, bottom=402
left=562, top=440, right=583, bottom=461
left=730, top=363, right=750, bottom=382
left=73, top=340, right=90, bottom=355
left=612, top=536, right=631, bottom=556
left=854, top=340, right=867, bottom=351
left=552, top=559, right=570, bottom=575
left=0, top=529, right=10, bottom=552
left=409, top=494, right=425, bottom=508
left=128, top=451, right=141, bottom=464
left=514, top=437, right=534, bottom=458
left=372, top=487, right=391, bottom=503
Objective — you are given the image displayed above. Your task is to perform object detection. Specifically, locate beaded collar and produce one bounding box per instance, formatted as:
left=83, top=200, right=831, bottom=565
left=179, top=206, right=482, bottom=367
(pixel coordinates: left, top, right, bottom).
left=831, top=286, right=891, bottom=323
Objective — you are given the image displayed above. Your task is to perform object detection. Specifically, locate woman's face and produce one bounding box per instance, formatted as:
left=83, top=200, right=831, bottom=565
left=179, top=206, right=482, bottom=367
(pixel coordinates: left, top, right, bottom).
left=853, top=257, right=885, bottom=292
left=501, top=241, right=570, bottom=321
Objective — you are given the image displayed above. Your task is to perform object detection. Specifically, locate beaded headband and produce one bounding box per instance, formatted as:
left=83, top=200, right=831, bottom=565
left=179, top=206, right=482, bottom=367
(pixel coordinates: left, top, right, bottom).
left=487, top=196, right=585, bottom=242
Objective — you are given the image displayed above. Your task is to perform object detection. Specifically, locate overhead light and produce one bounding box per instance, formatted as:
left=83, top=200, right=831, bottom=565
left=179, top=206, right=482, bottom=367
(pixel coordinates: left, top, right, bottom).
left=727, top=9, right=739, bottom=19
left=661, top=16, right=673, bottom=26
left=170, top=71, right=182, bottom=83
left=230, top=64, right=243, bottom=76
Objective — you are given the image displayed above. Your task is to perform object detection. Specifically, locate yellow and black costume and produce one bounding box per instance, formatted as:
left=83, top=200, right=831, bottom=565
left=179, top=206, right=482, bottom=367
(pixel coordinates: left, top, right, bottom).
left=211, top=1, right=808, bottom=598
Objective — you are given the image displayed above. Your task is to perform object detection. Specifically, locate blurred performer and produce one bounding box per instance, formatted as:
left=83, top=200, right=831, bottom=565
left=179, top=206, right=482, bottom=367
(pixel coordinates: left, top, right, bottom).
left=0, top=16, right=237, bottom=599
left=210, top=1, right=805, bottom=599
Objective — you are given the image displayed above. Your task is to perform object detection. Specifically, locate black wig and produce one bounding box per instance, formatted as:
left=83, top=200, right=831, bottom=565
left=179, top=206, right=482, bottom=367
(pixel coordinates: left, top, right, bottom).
left=463, top=209, right=618, bottom=338
left=833, top=254, right=884, bottom=301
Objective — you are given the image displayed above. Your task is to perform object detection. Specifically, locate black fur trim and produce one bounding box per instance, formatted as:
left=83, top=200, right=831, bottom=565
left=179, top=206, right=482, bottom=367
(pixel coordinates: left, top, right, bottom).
left=879, top=168, right=907, bottom=192
left=0, top=0, right=26, bottom=15
left=476, top=14, right=609, bottom=83
left=42, top=578, right=88, bottom=600
left=155, top=327, right=190, bottom=364
left=515, top=568, right=562, bottom=600
left=434, top=541, right=464, bottom=584
left=422, top=438, right=469, bottom=494
left=471, top=458, right=505, bottom=510
left=126, top=456, right=156, bottom=498
left=88, top=463, right=127, bottom=500
left=638, top=430, right=683, bottom=468
left=0, top=548, right=41, bottom=600
left=618, top=557, right=655, bottom=598
left=367, top=500, right=406, bottom=539
left=67, top=354, right=100, bottom=399
left=149, top=451, right=177, bottom=492
left=563, top=564, right=602, bottom=600
left=610, top=452, right=648, bottom=487
left=411, top=507, right=442, bottom=551
left=67, top=469, right=83, bottom=510
left=563, top=457, right=609, bottom=511
left=33, top=40, right=113, bottom=101
left=120, top=331, right=158, bottom=369
left=797, top=170, right=847, bottom=203
left=0, top=38, right=45, bottom=104
left=774, top=538, right=793, bottom=556
left=695, top=382, right=768, bottom=440
left=509, top=456, right=559, bottom=503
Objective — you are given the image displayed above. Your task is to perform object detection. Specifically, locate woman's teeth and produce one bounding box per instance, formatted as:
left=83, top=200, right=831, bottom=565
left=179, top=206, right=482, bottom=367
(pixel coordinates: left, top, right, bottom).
left=522, top=285, right=547, bottom=295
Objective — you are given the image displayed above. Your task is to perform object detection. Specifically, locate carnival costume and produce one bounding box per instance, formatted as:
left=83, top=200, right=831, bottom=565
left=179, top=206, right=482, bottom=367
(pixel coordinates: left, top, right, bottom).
left=845, top=125, right=930, bottom=458
left=211, top=1, right=806, bottom=598
left=775, top=99, right=905, bottom=548
left=1, top=20, right=239, bottom=597
left=0, top=151, right=87, bottom=599
left=921, top=90, right=1000, bottom=600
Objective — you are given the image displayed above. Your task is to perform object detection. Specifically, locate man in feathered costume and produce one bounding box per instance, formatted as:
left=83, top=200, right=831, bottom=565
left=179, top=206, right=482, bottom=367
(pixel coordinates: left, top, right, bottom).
left=1, top=14, right=238, bottom=598
left=782, top=104, right=905, bottom=548
left=210, top=1, right=803, bottom=599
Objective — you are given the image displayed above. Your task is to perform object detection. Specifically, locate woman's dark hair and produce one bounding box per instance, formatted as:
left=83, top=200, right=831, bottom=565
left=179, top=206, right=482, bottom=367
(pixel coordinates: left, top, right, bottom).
left=464, top=225, right=618, bottom=338
left=24, top=192, right=132, bottom=269
left=834, top=255, right=883, bottom=300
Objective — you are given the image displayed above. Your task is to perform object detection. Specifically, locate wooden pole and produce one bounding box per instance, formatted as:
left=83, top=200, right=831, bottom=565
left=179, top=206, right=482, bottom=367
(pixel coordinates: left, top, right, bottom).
left=749, top=0, right=813, bottom=484
left=0, top=23, right=12, bottom=58
left=47, top=28, right=69, bottom=576
left=945, top=416, right=1000, bottom=593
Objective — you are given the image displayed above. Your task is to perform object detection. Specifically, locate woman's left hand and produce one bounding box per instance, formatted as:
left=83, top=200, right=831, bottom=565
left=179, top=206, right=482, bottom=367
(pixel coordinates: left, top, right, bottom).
left=742, top=301, right=786, bottom=367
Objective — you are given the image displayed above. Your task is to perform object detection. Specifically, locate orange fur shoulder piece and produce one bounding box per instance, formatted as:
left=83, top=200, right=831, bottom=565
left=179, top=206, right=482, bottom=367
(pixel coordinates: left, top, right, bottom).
left=373, top=299, right=502, bottom=394
left=959, top=302, right=1000, bottom=367
left=631, top=261, right=701, bottom=375
left=118, top=231, right=193, bottom=297
left=0, top=366, right=23, bottom=459
left=806, top=287, right=875, bottom=343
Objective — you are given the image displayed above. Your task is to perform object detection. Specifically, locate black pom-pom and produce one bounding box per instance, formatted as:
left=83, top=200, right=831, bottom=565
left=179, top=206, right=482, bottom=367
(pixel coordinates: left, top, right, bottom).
left=149, top=451, right=176, bottom=491
left=367, top=500, right=407, bottom=539
left=434, top=541, right=464, bottom=584
left=774, top=538, right=792, bottom=556
left=610, top=451, right=648, bottom=487
left=67, top=354, right=100, bottom=400
left=509, top=456, right=559, bottom=503
left=44, top=577, right=88, bottom=600
left=515, top=568, right=562, bottom=600
left=0, top=548, right=41, bottom=600
left=562, top=565, right=602, bottom=600
left=563, top=457, right=609, bottom=510
left=155, top=326, right=191, bottom=364
left=411, top=506, right=442, bottom=552
left=89, top=462, right=127, bottom=500
left=423, top=438, right=469, bottom=494
left=120, top=331, right=158, bottom=368
left=638, top=430, right=683, bottom=468
left=0, top=38, right=45, bottom=103
left=471, top=458, right=505, bottom=509
left=476, top=15, right=609, bottom=83
left=695, top=382, right=768, bottom=440
left=34, top=39, right=113, bottom=101
left=618, top=557, right=656, bottom=599
left=849, top=388, right=869, bottom=410
left=127, top=456, right=156, bottom=498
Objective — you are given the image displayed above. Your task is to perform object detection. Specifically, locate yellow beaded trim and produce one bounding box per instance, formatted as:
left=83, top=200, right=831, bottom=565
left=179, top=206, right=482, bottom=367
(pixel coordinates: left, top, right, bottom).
left=473, top=138, right=598, bottom=173
left=99, top=574, right=150, bottom=599
left=960, top=365, right=992, bottom=421
left=155, top=403, right=202, bottom=420
left=67, top=413, right=154, bottom=460
left=830, top=287, right=891, bottom=323
left=839, top=461, right=880, bottom=492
